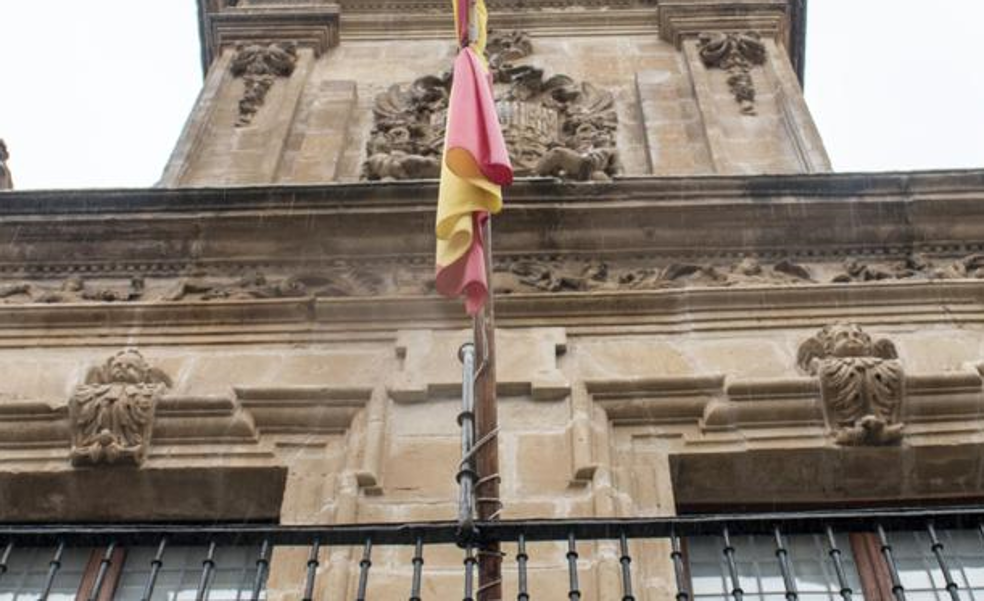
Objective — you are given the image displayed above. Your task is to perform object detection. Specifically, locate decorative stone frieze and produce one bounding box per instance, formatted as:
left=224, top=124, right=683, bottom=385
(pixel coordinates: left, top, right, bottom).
left=0, top=276, right=143, bottom=304
left=69, top=349, right=172, bottom=466
left=363, top=31, right=619, bottom=181
left=698, top=32, right=766, bottom=115
left=164, top=271, right=308, bottom=301
left=230, top=42, right=298, bottom=126
left=0, top=139, right=12, bottom=191
left=797, top=324, right=904, bottom=446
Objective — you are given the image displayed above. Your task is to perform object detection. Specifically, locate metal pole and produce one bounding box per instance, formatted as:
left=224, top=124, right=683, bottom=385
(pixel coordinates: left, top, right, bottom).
left=474, top=215, right=501, bottom=601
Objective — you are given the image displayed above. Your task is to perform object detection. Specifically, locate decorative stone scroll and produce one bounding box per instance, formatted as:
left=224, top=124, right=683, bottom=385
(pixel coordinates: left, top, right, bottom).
left=69, top=349, right=172, bottom=466
left=364, top=31, right=620, bottom=181
left=797, top=324, right=904, bottom=446
left=698, top=31, right=766, bottom=115
left=230, top=42, right=298, bottom=126
left=0, top=139, right=12, bottom=190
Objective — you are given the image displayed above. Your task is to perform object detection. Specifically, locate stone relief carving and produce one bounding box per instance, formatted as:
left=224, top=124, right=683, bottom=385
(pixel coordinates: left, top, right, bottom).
left=164, top=271, right=308, bottom=301
left=698, top=32, right=767, bottom=115
left=70, top=349, right=172, bottom=466
left=364, top=30, right=620, bottom=181
left=230, top=42, right=298, bottom=126
left=0, top=277, right=144, bottom=304
left=797, top=324, right=904, bottom=446
left=6, top=251, right=984, bottom=306
left=495, top=256, right=813, bottom=294
left=0, top=139, right=12, bottom=191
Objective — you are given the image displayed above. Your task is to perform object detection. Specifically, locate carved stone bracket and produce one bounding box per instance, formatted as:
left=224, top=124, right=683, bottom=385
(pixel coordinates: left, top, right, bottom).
left=363, top=31, right=619, bottom=181
left=698, top=32, right=767, bottom=115
left=797, top=324, right=904, bottom=446
left=230, top=43, right=299, bottom=126
left=69, top=349, right=172, bottom=467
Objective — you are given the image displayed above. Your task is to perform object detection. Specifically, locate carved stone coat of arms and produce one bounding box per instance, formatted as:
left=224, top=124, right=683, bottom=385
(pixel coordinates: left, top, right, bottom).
left=797, top=324, right=904, bottom=446
left=363, top=31, right=620, bottom=182
left=69, top=349, right=172, bottom=466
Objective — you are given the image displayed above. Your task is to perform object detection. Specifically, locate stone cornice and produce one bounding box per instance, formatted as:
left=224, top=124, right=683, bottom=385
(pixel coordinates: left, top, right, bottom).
left=3, top=170, right=984, bottom=257
left=1, top=170, right=984, bottom=336
left=198, top=2, right=340, bottom=71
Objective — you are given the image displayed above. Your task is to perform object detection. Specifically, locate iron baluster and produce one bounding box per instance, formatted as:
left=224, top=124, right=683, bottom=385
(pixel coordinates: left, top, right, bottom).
left=878, top=525, right=907, bottom=601
left=0, top=542, right=12, bottom=584
left=516, top=534, right=529, bottom=601
left=773, top=526, right=798, bottom=601
left=301, top=540, right=321, bottom=601
left=824, top=527, right=853, bottom=601
left=39, top=541, right=65, bottom=601
left=140, top=537, right=167, bottom=601
left=410, top=537, right=424, bottom=601
left=619, top=532, right=635, bottom=601
left=567, top=532, right=581, bottom=601
left=251, top=538, right=271, bottom=601
left=356, top=538, right=373, bottom=601
left=721, top=527, right=743, bottom=601
left=927, top=523, right=961, bottom=601
left=195, top=541, right=217, bottom=601
left=87, top=542, right=116, bottom=601
left=670, top=530, right=690, bottom=601
left=464, top=545, right=476, bottom=601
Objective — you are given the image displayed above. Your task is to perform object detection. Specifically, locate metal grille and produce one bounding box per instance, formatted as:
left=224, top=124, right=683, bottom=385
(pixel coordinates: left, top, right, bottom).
left=2, top=507, right=984, bottom=600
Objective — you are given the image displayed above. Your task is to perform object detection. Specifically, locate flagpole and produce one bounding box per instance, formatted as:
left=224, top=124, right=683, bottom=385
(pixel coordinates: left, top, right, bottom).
left=474, top=214, right=501, bottom=601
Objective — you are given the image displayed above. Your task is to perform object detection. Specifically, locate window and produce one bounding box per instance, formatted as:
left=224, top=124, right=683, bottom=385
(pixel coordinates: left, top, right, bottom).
left=689, top=532, right=866, bottom=601
left=687, top=528, right=984, bottom=601
left=0, top=545, right=263, bottom=601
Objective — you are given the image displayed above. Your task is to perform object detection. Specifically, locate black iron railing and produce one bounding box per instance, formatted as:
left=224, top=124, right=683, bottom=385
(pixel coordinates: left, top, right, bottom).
left=2, top=506, right=984, bottom=600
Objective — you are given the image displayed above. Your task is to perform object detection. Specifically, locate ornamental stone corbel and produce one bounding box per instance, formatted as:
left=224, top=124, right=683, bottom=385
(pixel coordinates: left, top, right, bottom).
left=69, top=349, right=172, bottom=467
left=797, top=323, right=905, bottom=446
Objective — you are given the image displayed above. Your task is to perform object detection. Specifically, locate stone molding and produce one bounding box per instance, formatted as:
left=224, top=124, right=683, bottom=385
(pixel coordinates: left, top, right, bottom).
left=585, top=366, right=984, bottom=507
left=389, top=328, right=569, bottom=402
left=658, top=0, right=789, bottom=48
left=0, top=383, right=372, bottom=466
left=586, top=368, right=984, bottom=443
left=202, top=3, right=339, bottom=69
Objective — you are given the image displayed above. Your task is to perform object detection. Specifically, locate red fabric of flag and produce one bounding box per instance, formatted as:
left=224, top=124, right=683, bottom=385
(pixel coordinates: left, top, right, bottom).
left=444, top=47, right=513, bottom=187
left=435, top=211, right=488, bottom=315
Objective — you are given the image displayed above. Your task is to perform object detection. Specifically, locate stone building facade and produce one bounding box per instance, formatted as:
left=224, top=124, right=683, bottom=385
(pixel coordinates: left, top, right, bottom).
left=3, top=0, right=984, bottom=599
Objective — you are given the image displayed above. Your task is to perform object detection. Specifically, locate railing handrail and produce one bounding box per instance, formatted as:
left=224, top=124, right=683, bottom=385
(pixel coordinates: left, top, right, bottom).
left=3, top=505, right=984, bottom=546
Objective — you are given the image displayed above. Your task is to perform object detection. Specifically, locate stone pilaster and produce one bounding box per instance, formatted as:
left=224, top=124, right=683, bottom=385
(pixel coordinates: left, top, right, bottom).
left=160, top=1, right=341, bottom=186
left=654, top=0, right=830, bottom=174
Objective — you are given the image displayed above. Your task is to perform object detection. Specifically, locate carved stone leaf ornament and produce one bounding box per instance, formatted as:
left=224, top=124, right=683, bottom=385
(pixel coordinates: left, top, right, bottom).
left=698, top=31, right=767, bottom=115
left=797, top=324, right=904, bottom=446
left=363, top=31, right=620, bottom=181
left=69, top=349, right=172, bottom=467
left=230, top=42, right=298, bottom=126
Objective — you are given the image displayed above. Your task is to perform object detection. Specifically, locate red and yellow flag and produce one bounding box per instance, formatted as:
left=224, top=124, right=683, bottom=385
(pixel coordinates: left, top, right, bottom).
left=434, top=0, right=513, bottom=315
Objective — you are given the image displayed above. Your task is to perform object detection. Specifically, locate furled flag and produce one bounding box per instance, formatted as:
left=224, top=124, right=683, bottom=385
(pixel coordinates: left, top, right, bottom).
left=434, top=0, right=513, bottom=315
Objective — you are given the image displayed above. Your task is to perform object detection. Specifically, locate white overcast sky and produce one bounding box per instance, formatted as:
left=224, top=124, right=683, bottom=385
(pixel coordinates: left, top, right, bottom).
left=0, top=0, right=982, bottom=190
